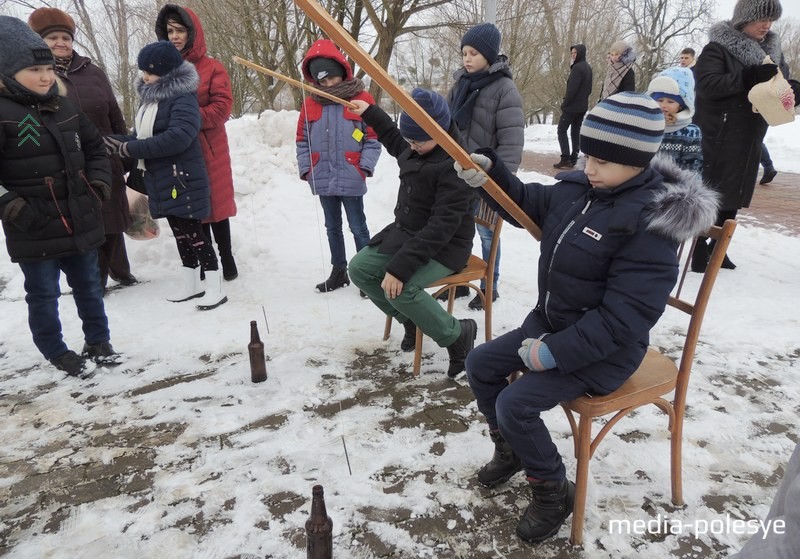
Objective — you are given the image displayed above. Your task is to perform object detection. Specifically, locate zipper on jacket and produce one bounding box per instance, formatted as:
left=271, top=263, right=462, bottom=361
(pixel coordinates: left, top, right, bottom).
left=46, top=176, right=73, bottom=235
left=79, top=170, right=102, bottom=202
left=172, top=164, right=189, bottom=199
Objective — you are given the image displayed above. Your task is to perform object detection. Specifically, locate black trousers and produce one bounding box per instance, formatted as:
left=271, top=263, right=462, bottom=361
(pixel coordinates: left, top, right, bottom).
left=166, top=215, right=218, bottom=270
left=556, top=111, right=585, bottom=158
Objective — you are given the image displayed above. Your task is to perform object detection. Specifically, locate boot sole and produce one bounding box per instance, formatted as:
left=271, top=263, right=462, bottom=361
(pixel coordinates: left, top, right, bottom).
left=516, top=480, right=576, bottom=544
left=197, top=296, right=228, bottom=311
left=167, top=291, right=205, bottom=303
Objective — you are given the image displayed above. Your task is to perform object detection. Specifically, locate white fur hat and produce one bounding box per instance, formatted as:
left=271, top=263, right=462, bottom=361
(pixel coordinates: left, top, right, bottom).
left=732, top=0, right=782, bottom=28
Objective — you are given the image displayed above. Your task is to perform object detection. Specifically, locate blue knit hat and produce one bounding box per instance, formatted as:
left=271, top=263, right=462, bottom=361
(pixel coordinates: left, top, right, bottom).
left=0, top=16, right=54, bottom=78
left=398, top=88, right=451, bottom=141
left=647, top=66, right=696, bottom=120
left=137, top=40, right=183, bottom=77
left=461, top=23, right=501, bottom=65
left=580, top=92, right=665, bottom=167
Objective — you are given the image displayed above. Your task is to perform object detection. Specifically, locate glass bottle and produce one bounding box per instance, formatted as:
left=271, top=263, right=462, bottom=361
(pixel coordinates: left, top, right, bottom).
left=305, top=484, right=333, bottom=559
left=249, top=320, right=267, bottom=383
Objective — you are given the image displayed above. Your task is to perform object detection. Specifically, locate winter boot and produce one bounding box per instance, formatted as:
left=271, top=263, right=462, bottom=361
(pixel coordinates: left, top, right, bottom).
left=553, top=156, right=573, bottom=169
left=82, top=341, right=122, bottom=366
left=690, top=238, right=709, bottom=273
left=446, top=318, right=477, bottom=378
left=50, top=350, right=95, bottom=379
left=221, top=252, right=238, bottom=281
left=707, top=240, right=737, bottom=270
left=759, top=166, right=777, bottom=185
left=436, top=285, right=470, bottom=301
left=167, top=267, right=205, bottom=302
left=516, top=478, right=576, bottom=544
left=569, top=153, right=579, bottom=167
left=196, top=270, right=228, bottom=310
left=316, top=266, right=350, bottom=292
left=468, top=288, right=499, bottom=311
left=477, top=430, right=523, bottom=487
left=401, top=320, right=417, bottom=352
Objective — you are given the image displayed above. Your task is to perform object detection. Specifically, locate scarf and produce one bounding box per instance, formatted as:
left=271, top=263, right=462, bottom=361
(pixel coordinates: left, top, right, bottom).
left=134, top=102, right=159, bottom=171
left=450, top=69, right=505, bottom=131
left=312, top=78, right=365, bottom=106
left=54, top=55, right=73, bottom=74
left=0, top=75, right=58, bottom=104
left=601, top=60, right=634, bottom=100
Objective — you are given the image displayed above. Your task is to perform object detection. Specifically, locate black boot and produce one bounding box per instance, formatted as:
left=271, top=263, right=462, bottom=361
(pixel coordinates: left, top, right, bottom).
left=553, top=156, right=573, bottom=169
left=316, top=266, right=350, bottom=292
left=708, top=240, right=737, bottom=270
left=759, top=166, right=777, bottom=185
left=436, top=285, right=470, bottom=301
left=220, top=252, right=238, bottom=281
left=690, top=238, right=709, bottom=273
left=446, top=318, right=477, bottom=378
left=468, top=288, right=499, bottom=311
left=477, top=430, right=523, bottom=487
left=569, top=153, right=579, bottom=167
left=401, top=320, right=417, bottom=352
left=516, top=478, right=575, bottom=544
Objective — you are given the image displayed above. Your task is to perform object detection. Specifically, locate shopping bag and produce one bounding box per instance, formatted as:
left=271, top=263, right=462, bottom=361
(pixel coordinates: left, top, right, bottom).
left=125, top=188, right=159, bottom=240
left=748, top=56, right=795, bottom=126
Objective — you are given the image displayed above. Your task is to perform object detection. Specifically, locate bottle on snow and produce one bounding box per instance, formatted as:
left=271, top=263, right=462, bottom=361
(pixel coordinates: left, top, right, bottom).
left=306, top=484, right=333, bottom=559
left=249, top=321, right=267, bottom=383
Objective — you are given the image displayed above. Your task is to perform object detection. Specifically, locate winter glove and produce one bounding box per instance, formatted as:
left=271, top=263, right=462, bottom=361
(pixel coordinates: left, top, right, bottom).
left=89, top=180, right=112, bottom=201
left=103, top=136, right=129, bottom=158
left=518, top=337, right=557, bottom=371
left=743, top=63, right=779, bottom=88
left=1, top=196, right=48, bottom=234
left=454, top=153, right=493, bottom=188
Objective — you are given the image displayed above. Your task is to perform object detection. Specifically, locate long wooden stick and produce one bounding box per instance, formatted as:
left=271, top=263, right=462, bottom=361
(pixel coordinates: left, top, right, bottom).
left=292, top=0, right=541, bottom=240
left=233, top=55, right=358, bottom=110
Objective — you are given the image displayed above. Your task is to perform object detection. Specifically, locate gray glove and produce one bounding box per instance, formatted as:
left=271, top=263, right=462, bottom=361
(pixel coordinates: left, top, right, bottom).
left=454, top=153, right=493, bottom=188
left=103, top=136, right=129, bottom=158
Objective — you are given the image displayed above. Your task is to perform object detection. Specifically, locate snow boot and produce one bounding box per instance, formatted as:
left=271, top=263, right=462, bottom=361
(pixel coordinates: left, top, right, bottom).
left=707, top=239, right=737, bottom=270
left=196, top=270, right=228, bottom=310
left=477, top=430, right=523, bottom=487
left=401, top=320, right=417, bottom=352
left=569, top=153, right=579, bottom=167
left=516, top=478, right=575, bottom=544
left=168, top=267, right=205, bottom=302
left=82, top=341, right=122, bottom=366
left=690, top=238, right=709, bottom=273
left=316, top=266, right=349, bottom=292
left=221, top=252, right=238, bottom=281
left=446, top=318, right=477, bottom=378
left=436, top=285, right=470, bottom=301
left=553, top=156, right=573, bottom=169
left=50, top=350, right=95, bottom=379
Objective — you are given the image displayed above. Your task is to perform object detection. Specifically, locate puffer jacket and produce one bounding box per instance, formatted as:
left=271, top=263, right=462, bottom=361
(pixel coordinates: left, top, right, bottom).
left=477, top=151, right=718, bottom=393
left=447, top=56, right=525, bottom=173
left=112, top=62, right=210, bottom=221
left=156, top=4, right=236, bottom=224
left=360, top=104, right=475, bottom=283
left=295, top=39, right=381, bottom=196
left=0, top=79, right=109, bottom=262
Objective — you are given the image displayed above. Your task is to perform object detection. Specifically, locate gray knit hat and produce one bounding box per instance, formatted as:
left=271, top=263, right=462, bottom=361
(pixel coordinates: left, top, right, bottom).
left=0, top=16, right=54, bottom=78
left=580, top=92, right=665, bottom=167
left=732, top=0, right=782, bottom=28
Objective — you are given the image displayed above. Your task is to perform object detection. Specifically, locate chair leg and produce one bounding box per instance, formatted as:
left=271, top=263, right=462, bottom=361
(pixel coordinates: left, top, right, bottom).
left=570, top=415, right=592, bottom=546
left=412, top=329, right=423, bottom=376
left=484, top=287, right=492, bottom=341
left=383, top=316, right=393, bottom=341
left=671, top=416, right=685, bottom=506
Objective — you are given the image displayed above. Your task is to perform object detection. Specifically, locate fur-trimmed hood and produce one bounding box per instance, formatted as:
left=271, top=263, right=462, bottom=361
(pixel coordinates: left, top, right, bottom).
left=708, top=21, right=783, bottom=67
left=135, top=60, right=199, bottom=105
left=645, top=154, right=720, bottom=242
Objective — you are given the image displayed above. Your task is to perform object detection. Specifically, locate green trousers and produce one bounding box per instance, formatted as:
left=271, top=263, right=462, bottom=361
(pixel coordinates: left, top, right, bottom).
left=349, top=245, right=462, bottom=347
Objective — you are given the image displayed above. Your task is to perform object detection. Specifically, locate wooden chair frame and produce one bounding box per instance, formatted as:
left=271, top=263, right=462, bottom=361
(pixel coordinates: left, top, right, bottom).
left=560, top=219, right=737, bottom=545
left=383, top=199, right=503, bottom=375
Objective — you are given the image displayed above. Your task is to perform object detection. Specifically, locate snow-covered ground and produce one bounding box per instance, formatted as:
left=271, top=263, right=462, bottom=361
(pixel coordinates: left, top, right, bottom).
left=1, top=113, right=798, bottom=558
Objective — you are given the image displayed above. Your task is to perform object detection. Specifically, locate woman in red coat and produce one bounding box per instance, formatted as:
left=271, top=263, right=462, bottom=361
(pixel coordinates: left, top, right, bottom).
left=155, top=4, right=238, bottom=280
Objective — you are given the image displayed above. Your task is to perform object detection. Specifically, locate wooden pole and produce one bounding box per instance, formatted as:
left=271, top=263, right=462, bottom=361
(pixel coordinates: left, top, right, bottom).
left=233, top=56, right=358, bottom=110
left=292, top=0, right=542, bottom=240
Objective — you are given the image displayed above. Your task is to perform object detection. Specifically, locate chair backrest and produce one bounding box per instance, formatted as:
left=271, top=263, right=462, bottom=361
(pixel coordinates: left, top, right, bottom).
left=474, top=198, right=503, bottom=285
left=670, top=219, right=737, bottom=413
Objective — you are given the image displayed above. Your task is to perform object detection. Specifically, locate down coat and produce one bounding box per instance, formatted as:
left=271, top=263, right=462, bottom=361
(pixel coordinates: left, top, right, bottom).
left=112, top=62, right=210, bottom=221
left=0, top=80, right=110, bottom=262
left=155, top=4, right=236, bottom=223
left=477, top=151, right=718, bottom=393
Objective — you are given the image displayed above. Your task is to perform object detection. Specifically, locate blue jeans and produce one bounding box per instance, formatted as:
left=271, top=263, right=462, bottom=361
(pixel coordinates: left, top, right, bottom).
left=18, top=250, right=110, bottom=360
left=477, top=223, right=500, bottom=291
left=466, top=311, right=591, bottom=480
left=319, top=195, right=370, bottom=269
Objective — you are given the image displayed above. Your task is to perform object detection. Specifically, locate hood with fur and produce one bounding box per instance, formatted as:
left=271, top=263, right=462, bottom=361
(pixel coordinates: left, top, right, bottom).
left=135, top=60, right=199, bottom=105
left=708, top=21, right=783, bottom=67
left=645, top=154, right=720, bottom=242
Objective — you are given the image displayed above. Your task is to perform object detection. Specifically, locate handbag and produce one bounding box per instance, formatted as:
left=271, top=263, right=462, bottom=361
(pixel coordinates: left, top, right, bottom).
left=748, top=56, right=796, bottom=126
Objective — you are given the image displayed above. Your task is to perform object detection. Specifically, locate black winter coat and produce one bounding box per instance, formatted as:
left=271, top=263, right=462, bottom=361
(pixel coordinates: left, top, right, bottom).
left=477, top=152, right=718, bottom=393
left=360, top=104, right=475, bottom=283
left=561, top=44, right=593, bottom=113
left=0, top=81, right=109, bottom=262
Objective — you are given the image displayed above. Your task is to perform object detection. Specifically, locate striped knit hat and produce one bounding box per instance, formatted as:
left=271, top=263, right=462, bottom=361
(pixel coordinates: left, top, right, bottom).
left=399, top=88, right=451, bottom=141
left=580, top=92, right=664, bottom=167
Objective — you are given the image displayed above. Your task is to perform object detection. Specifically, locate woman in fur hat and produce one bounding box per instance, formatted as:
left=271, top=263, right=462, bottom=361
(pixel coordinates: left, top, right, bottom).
left=28, top=7, right=137, bottom=292
left=693, top=0, right=800, bottom=272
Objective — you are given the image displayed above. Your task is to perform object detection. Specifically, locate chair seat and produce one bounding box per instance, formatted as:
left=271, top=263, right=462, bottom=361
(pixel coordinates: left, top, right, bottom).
left=428, top=255, right=487, bottom=288
left=564, top=348, right=679, bottom=417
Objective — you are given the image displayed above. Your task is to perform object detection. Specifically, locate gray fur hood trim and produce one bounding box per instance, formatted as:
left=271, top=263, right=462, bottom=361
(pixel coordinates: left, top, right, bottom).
left=135, top=61, right=199, bottom=105
left=645, top=154, right=720, bottom=242
left=708, top=21, right=783, bottom=66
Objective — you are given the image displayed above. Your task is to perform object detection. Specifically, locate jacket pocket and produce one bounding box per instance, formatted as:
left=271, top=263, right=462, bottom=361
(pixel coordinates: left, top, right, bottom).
left=345, top=151, right=366, bottom=179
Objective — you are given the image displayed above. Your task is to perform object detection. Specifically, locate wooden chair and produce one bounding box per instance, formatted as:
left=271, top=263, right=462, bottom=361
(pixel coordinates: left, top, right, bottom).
left=383, top=199, right=503, bottom=376
left=559, top=219, right=737, bottom=545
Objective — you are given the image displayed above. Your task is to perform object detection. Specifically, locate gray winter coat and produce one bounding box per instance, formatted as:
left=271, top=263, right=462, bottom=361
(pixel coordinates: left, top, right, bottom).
left=447, top=56, right=525, bottom=173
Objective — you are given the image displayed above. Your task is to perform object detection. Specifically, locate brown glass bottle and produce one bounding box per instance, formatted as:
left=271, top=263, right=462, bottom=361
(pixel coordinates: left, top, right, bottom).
left=248, top=321, right=267, bottom=383
left=305, top=484, right=333, bottom=559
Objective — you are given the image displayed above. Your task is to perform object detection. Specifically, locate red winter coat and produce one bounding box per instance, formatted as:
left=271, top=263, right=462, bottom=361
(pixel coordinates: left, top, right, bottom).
left=156, top=5, right=236, bottom=223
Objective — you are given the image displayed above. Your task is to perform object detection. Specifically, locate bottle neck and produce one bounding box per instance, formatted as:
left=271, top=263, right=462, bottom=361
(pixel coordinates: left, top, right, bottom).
left=250, top=321, right=261, bottom=344
left=310, top=486, right=328, bottom=518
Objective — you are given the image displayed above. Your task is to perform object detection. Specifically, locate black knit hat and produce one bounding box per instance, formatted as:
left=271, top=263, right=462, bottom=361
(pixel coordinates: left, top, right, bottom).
left=398, top=88, right=451, bottom=142
left=732, top=0, right=782, bottom=28
left=137, top=41, right=183, bottom=77
left=461, top=23, right=501, bottom=64
left=0, top=16, right=54, bottom=78
left=308, top=57, right=346, bottom=83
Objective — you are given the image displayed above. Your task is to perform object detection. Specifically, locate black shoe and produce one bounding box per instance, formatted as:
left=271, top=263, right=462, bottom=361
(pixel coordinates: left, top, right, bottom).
left=468, top=288, right=499, bottom=311
left=401, top=320, right=417, bottom=352
left=721, top=254, right=736, bottom=270
left=446, top=318, right=477, bottom=378
left=221, top=254, right=238, bottom=281
left=569, top=154, right=579, bottom=167
left=516, top=478, right=575, bottom=544
left=359, top=289, right=368, bottom=299
left=436, top=285, right=470, bottom=301
left=690, top=238, right=709, bottom=273
left=50, top=350, right=93, bottom=378
left=478, top=430, right=523, bottom=487
left=113, top=274, right=138, bottom=286
left=316, top=266, right=350, bottom=292
left=759, top=167, right=777, bottom=185
left=82, top=341, right=122, bottom=366
left=553, top=157, right=573, bottom=169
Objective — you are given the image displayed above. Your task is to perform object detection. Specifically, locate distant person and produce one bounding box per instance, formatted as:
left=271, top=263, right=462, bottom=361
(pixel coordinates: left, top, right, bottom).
left=295, top=39, right=381, bottom=295
left=447, top=22, right=524, bottom=310
left=553, top=44, right=592, bottom=170
left=759, top=142, right=777, bottom=184
left=679, top=47, right=696, bottom=69
left=28, top=7, right=137, bottom=292
left=600, top=39, right=636, bottom=101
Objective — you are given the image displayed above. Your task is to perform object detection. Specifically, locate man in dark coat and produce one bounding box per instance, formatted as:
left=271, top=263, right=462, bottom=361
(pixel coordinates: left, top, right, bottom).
left=554, top=44, right=592, bottom=169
